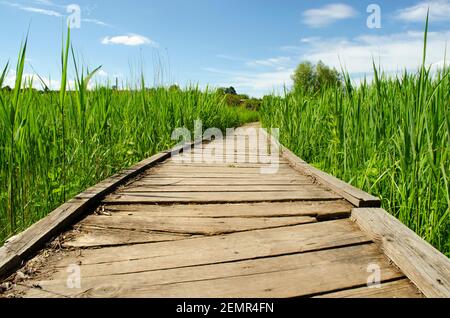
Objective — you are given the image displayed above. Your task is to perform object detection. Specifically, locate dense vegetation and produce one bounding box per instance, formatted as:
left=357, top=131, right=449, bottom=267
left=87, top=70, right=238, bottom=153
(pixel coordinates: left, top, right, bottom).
left=217, top=86, right=262, bottom=111
left=0, top=31, right=258, bottom=245
left=260, top=28, right=450, bottom=256
left=1, top=21, right=449, bottom=260
left=291, top=61, right=341, bottom=94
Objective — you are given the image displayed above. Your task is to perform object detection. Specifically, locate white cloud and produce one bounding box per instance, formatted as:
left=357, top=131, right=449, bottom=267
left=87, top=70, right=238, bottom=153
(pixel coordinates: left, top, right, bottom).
left=397, top=0, right=450, bottom=22
left=206, top=28, right=449, bottom=96
left=101, top=34, right=158, bottom=47
left=3, top=71, right=69, bottom=90
left=246, top=56, right=292, bottom=68
left=433, top=59, right=449, bottom=68
left=232, top=70, right=293, bottom=90
left=96, top=69, right=108, bottom=77
left=296, top=30, right=450, bottom=74
left=2, top=71, right=115, bottom=90
left=21, top=6, right=61, bottom=16
left=33, top=0, right=54, bottom=6
left=83, top=18, right=111, bottom=27
left=300, top=37, right=321, bottom=43
left=216, top=54, right=247, bottom=62
left=1, top=1, right=62, bottom=17
left=216, top=54, right=293, bottom=70
left=303, top=3, right=357, bottom=27
left=204, top=67, right=293, bottom=97
left=2, top=1, right=111, bottom=27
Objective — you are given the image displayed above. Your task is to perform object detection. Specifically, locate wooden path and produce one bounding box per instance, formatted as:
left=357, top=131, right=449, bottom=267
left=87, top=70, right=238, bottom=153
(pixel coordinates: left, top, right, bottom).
left=1, top=124, right=449, bottom=298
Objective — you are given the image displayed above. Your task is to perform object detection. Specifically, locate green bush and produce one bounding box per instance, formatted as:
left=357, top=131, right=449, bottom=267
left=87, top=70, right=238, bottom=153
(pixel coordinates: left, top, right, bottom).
left=292, top=61, right=341, bottom=93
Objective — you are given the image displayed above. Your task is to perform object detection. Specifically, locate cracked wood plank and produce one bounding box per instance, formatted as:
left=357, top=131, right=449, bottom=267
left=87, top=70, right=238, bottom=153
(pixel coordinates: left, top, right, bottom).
left=119, top=185, right=317, bottom=193
left=39, top=219, right=371, bottom=278
left=132, top=177, right=312, bottom=186
left=0, top=140, right=201, bottom=280
left=101, top=200, right=353, bottom=219
left=68, top=215, right=317, bottom=239
left=18, top=244, right=408, bottom=298
left=314, top=279, right=423, bottom=298
left=163, top=162, right=291, bottom=167
left=352, top=208, right=450, bottom=298
left=150, top=166, right=295, bottom=174
left=103, top=189, right=341, bottom=203
left=140, top=172, right=297, bottom=179
left=63, top=227, right=198, bottom=248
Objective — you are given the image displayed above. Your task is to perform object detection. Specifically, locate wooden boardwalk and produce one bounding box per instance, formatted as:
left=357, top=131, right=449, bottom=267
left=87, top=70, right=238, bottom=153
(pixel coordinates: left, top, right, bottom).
left=1, top=124, right=449, bottom=298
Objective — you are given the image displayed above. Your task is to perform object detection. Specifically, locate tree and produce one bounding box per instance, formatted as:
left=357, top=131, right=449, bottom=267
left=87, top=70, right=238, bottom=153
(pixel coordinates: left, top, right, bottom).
left=292, top=61, right=340, bottom=93
left=224, top=86, right=237, bottom=95
left=224, top=93, right=241, bottom=106
left=242, top=98, right=262, bottom=111
left=169, top=84, right=181, bottom=92
left=292, top=61, right=315, bottom=93
left=316, top=61, right=341, bottom=89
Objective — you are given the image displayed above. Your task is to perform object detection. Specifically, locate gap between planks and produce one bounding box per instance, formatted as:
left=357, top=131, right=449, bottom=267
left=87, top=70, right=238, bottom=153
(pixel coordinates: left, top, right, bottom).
left=15, top=243, right=412, bottom=298
left=64, top=200, right=353, bottom=248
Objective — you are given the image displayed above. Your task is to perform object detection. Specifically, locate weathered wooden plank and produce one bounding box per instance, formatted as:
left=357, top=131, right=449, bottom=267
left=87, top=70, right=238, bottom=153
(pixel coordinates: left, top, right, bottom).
left=149, top=166, right=295, bottom=174
left=0, top=141, right=201, bottom=280
left=179, top=152, right=279, bottom=158
left=164, top=164, right=291, bottom=169
left=19, top=244, right=403, bottom=298
left=174, top=150, right=276, bottom=155
left=315, top=279, right=423, bottom=298
left=120, top=185, right=316, bottom=193
left=198, top=150, right=273, bottom=154
left=103, top=200, right=353, bottom=218
left=171, top=155, right=283, bottom=162
left=103, top=188, right=341, bottom=203
left=139, top=173, right=311, bottom=180
left=182, top=145, right=272, bottom=151
left=71, top=215, right=317, bottom=239
left=9, top=122, right=428, bottom=300
left=147, top=169, right=295, bottom=176
left=164, top=161, right=290, bottom=167
left=63, top=227, right=196, bottom=248
left=48, top=219, right=371, bottom=278
left=140, top=173, right=298, bottom=179
left=130, top=177, right=312, bottom=186
left=351, top=208, right=450, bottom=298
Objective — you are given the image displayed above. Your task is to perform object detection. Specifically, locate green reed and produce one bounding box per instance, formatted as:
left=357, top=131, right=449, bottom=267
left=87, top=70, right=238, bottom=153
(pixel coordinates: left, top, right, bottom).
left=0, top=31, right=258, bottom=245
left=260, top=18, right=450, bottom=256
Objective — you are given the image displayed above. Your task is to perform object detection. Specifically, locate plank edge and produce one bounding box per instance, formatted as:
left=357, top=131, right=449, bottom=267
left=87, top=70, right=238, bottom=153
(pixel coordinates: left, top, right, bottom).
left=258, top=127, right=381, bottom=208
left=0, top=140, right=201, bottom=280
left=351, top=207, right=450, bottom=298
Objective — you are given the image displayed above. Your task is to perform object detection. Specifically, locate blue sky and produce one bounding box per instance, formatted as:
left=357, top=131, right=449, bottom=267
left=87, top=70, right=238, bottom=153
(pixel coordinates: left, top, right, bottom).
left=0, top=0, right=449, bottom=96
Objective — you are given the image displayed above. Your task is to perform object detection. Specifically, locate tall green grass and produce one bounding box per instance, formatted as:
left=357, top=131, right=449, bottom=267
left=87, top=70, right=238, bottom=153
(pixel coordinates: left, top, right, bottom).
left=260, top=20, right=450, bottom=256
left=0, top=31, right=258, bottom=245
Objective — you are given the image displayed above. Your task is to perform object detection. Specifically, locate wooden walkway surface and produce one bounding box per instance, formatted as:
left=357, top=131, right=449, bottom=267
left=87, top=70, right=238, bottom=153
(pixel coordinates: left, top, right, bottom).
left=1, top=123, right=449, bottom=298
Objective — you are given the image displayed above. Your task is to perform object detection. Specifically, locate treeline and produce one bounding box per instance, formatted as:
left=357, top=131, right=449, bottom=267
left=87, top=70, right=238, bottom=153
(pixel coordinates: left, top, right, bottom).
left=216, top=86, right=262, bottom=111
